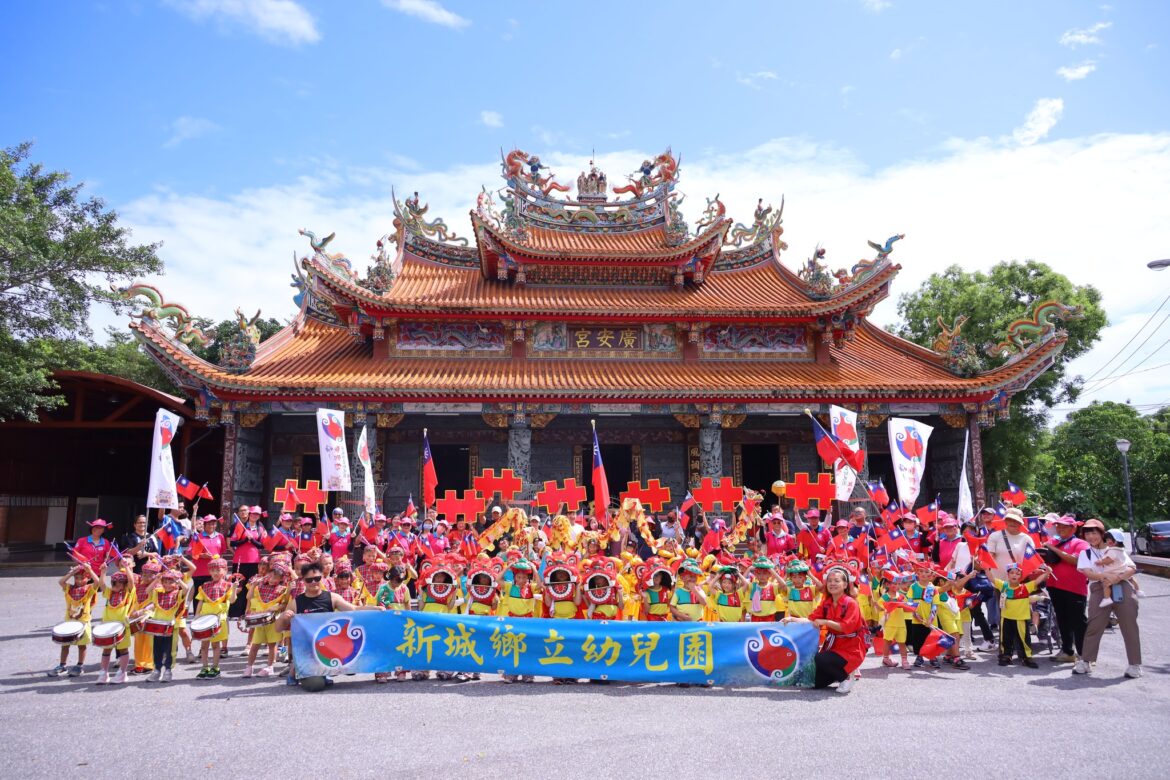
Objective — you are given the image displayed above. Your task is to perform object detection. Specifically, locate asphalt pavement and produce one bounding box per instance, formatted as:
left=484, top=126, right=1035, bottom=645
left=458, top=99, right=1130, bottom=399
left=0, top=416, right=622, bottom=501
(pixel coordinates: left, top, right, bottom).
left=1, top=569, right=1166, bottom=779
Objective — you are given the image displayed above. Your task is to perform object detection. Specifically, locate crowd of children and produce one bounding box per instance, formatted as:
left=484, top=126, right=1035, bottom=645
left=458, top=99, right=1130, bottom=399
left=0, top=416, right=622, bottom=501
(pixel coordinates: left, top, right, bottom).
left=48, top=498, right=1142, bottom=685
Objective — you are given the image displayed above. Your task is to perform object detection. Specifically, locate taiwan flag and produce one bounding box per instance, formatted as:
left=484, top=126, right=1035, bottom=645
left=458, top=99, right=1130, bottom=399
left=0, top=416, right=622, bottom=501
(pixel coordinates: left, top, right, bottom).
left=154, top=516, right=184, bottom=551
left=976, top=544, right=999, bottom=572
left=1001, top=481, right=1026, bottom=506
left=175, top=475, right=199, bottom=501
left=880, top=526, right=910, bottom=553
left=1018, top=542, right=1043, bottom=577
left=198, top=483, right=215, bottom=501
left=812, top=421, right=865, bottom=472
left=591, top=426, right=610, bottom=525
left=915, top=495, right=940, bottom=527
left=964, top=525, right=991, bottom=554
left=422, top=431, right=438, bottom=508
left=866, top=479, right=890, bottom=508
left=404, top=494, right=417, bottom=519
left=919, top=628, right=956, bottom=660
left=679, top=491, right=696, bottom=528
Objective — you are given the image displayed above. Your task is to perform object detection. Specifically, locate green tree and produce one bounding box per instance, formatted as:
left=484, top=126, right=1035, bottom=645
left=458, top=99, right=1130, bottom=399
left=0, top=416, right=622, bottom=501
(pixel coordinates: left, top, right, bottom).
left=1034, top=402, right=1170, bottom=523
left=36, top=328, right=181, bottom=395
left=0, top=143, right=163, bottom=420
left=895, top=260, right=1107, bottom=491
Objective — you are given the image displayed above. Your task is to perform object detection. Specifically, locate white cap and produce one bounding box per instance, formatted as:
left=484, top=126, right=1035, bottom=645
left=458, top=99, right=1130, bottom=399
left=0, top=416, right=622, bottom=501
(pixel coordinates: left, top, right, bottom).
left=491, top=506, right=502, bottom=514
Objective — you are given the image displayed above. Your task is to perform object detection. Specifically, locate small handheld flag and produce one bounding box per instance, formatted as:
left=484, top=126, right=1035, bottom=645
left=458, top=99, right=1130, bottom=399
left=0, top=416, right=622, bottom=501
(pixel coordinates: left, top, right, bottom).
left=175, top=475, right=199, bottom=501
left=866, top=479, right=890, bottom=508
left=1001, top=481, right=1026, bottom=506
left=198, top=483, right=215, bottom=501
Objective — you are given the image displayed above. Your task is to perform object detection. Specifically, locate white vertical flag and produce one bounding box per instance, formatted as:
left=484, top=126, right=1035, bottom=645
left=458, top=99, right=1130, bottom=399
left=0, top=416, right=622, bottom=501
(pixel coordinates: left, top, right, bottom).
left=956, top=428, right=974, bottom=523
left=830, top=404, right=860, bottom=501
left=147, top=408, right=183, bottom=509
left=357, top=424, right=375, bottom=515
left=316, top=408, right=352, bottom=492
left=887, top=417, right=933, bottom=508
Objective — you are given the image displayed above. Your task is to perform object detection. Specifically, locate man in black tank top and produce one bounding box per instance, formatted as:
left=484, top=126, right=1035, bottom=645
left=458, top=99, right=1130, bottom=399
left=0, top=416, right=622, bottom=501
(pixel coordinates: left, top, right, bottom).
left=275, top=561, right=382, bottom=686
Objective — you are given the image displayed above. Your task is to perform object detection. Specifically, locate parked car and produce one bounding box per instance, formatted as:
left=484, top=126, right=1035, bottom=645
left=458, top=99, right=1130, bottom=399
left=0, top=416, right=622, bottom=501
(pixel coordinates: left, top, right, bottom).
left=1135, top=521, right=1170, bottom=556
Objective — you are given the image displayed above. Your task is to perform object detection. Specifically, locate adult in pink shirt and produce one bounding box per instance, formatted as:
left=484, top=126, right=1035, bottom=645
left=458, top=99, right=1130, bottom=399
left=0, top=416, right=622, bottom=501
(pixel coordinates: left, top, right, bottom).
left=764, top=515, right=796, bottom=558
left=72, top=518, right=114, bottom=569
left=191, top=515, right=226, bottom=577
left=1043, top=515, right=1089, bottom=663
left=228, top=505, right=265, bottom=618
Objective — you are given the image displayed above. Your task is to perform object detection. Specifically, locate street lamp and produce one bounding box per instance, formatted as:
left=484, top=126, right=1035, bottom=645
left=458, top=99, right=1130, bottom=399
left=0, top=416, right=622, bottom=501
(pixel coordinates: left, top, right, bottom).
left=1115, top=439, right=1137, bottom=554
left=1148, top=259, right=1170, bottom=270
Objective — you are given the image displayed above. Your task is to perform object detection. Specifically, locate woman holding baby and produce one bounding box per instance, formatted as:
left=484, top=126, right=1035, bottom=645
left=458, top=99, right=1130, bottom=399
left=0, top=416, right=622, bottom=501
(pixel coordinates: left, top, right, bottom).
left=1075, top=518, right=1142, bottom=678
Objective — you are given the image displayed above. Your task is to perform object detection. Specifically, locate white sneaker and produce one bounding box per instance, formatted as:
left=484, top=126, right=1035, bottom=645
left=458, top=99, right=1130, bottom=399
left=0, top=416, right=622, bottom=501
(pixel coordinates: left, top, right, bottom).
left=1072, top=660, right=1090, bottom=675
left=147, top=669, right=161, bottom=683
left=257, top=665, right=274, bottom=677
left=243, top=665, right=253, bottom=678
left=977, top=641, right=996, bottom=652
left=1133, top=590, right=1146, bottom=599
left=1125, top=665, right=1142, bottom=679
left=837, top=677, right=855, bottom=694
left=96, top=670, right=110, bottom=685
left=161, top=668, right=172, bottom=683
left=112, top=669, right=127, bottom=684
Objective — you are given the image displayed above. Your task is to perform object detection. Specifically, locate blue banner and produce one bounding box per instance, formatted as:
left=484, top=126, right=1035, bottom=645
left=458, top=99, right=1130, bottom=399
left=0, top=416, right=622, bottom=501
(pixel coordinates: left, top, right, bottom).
left=291, top=611, right=820, bottom=687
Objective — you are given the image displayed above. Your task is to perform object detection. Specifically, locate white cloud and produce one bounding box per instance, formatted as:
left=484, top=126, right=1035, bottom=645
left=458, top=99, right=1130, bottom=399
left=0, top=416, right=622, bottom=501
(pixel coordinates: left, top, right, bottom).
left=736, top=70, right=779, bottom=90
left=1057, top=60, right=1097, bottom=81
left=479, top=110, right=503, bottom=128
left=112, top=131, right=1170, bottom=417
left=162, top=116, right=220, bottom=148
left=861, top=0, right=892, bottom=11
left=1013, top=98, right=1064, bottom=146
left=1060, top=21, right=1111, bottom=47
left=381, top=0, right=470, bottom=29
left=165, top=0, right=319, bottom=45
left=889, top=48, right=902, bottom=60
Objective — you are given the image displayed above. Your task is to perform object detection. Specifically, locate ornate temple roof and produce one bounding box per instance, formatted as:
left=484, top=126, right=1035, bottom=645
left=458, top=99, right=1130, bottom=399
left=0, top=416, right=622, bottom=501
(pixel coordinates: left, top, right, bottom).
left=124, top=145, right=1076, bottom=419
left=131, top=316, right=1066, bottom=405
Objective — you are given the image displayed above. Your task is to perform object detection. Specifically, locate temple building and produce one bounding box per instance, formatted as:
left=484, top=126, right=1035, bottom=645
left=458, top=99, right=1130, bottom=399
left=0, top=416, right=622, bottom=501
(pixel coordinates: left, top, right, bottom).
left=128, top=148, right=1069, bottom=519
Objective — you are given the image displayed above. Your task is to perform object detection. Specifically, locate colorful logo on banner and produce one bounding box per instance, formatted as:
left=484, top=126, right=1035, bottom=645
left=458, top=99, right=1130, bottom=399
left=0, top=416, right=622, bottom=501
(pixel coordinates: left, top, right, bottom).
left=313, top=618, right=366, bottom=669
left=291, top=611, right=820, bottom=687
left=744, top=628, right=801, bottom=682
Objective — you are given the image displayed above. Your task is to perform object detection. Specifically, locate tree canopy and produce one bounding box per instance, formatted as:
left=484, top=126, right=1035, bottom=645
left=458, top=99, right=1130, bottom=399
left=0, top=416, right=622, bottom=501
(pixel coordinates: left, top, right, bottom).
left=1034, top=402, right=1170, bottom=524
left=895, top=260, right=1107, bottom=491
left=0, top=143, right=163, bottom=420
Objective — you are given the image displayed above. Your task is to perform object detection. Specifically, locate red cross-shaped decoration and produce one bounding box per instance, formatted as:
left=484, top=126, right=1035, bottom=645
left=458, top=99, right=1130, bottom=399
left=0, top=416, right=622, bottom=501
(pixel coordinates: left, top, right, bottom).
left=691, top=476, right=741, bottom=513
left=272, top=479, right=328, bottom=514
left=434, top=490, right=486, bottom=522
left=472, top=468, right=523, bottom=503
left=619, top=479, right=673, bottom=512
left=786, top=472, right=836, bottom=509
left=533, top=479, right=587, bottom=514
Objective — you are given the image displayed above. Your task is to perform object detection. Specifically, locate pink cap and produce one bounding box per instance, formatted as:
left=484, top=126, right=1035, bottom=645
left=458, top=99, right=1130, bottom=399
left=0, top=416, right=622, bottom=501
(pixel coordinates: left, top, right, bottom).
left=88, top=518, right=111, bottom=528
left=939, top=516, right=959, bottom=528
left=806, top=509, right=821, bottom=518
left=248, top=505, right=262, bottom=514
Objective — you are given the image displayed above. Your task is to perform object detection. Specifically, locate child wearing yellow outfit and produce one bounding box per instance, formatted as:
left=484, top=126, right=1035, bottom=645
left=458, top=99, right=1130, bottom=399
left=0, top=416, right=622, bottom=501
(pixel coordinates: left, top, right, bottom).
left=670, top=560, right=707, bottom=622
left=500, top=560, right=539, bottom=683
left=48, top=562, right=100, bottom=678
left=708, top=566, right=748, bottom=622
left=783, top=560, right=820, bottom=619
left=990, top=564, right=1051, bottom=668
left=746, top=558, right=786, bottom=621
left=137, top=569, right=191, bottom=683
left=879, top=576, right=912, bottom=669
left=96, top=560, right=136, bottom=684
left=243, top=561, right=290, bottom=678
left=195, top=558, right=237, bottom=680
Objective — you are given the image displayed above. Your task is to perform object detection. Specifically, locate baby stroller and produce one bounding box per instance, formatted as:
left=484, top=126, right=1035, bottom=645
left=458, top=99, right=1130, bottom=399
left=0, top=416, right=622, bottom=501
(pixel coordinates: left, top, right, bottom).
left=1029, top=588, right=1059, bottom=655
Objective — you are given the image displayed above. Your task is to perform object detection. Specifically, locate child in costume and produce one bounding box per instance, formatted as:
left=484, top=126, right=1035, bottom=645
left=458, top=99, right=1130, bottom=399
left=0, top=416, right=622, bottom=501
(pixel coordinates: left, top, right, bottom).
left=415, top=558, right=463, bottom=681
left=784, top=560, right=821, bottom=619
left=581, top=557, right=623, bottom=620
left=542, top=554, right=582, bottom=684
left=137, top=569, right=191, bottom=682
left=131, top=559, right=161, bottom=674
left=95, top=559, right=136, bottom=684
left=669, top=559, right=707, bottom=622
left=708, top=565, right=748, bottom=622
left=617, top=553, right=643, bottom=621
left=162, top=554, right=198, bottom=665
left=986, top=562, right=1051, bottom=668
left=937, top=567, right=975, bottom=670
left=243, top=560, right=290, bottom=678
left=49, top=562, right=100, bottom=678
left=195, top=558, right=238, bottom=679
left=355, top=545, right=385, bottom=605
left=905, top=564, right=938, bottom=668
left=639, top=561, right=674, bottom=621
left=373, top=565, right=411, bottom=682
left=879, top=573, right=912, bottom=669
left=746, top=557, right=785, bottom=621
left=500, top=559, right=539, bottom=683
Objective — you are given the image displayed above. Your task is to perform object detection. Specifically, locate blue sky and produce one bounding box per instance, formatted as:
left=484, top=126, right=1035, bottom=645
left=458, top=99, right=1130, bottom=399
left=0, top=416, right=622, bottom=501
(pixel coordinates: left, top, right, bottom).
left=4, top=0, right=1170, bottom=417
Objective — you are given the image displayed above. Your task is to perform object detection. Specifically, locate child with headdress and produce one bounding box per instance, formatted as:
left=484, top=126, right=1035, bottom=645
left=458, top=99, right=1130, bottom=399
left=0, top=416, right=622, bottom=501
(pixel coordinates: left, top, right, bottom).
left=243, top=557, right=290, bottom=678
left=135, top=568, right=191, bottom=682
left=708, top=565, right=748, bottom=622
left=669, top=559, right=707, bottom=621
left=784, top=559, right=821, bottom=619
left=48, top=561, right=100, bottom=678
left=746, top=557, right=785, bottom=621
left=195, top=557, right=238, bottom=679
left=95, top=556, right=136, bottom=684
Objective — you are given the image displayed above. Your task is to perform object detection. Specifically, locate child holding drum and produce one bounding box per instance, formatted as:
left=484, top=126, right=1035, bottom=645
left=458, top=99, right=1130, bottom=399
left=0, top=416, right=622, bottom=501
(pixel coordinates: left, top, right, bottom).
left=134, top=569, right=192, bottom=682
left=193, top=558, right=239, bottom=679
left=48, top=561, right=100, bottom=677
left=93, top=557, right=137, bottom=684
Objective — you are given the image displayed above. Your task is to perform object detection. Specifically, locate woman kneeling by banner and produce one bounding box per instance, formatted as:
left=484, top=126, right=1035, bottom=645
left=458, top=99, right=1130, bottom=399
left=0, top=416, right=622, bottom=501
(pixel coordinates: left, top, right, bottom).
left=785, top=565, right=867, bottom=693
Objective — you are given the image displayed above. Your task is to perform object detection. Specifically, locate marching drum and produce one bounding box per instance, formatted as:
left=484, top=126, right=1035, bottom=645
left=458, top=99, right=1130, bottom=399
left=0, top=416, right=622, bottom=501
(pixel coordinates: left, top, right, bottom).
left=243, top=612, right=275, bottom=628
left=142, top=618, right=174, bottom=636
left=91, top=621, right=125, bottom=648
left=189, top=614, right=221, bottom=641
left=51, top=621, right=85, bottom=645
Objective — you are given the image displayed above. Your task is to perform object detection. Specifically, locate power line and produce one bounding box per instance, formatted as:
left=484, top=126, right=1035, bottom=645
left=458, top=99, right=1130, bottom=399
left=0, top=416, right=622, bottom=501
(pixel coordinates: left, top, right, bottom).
left=1082, top=334, right=1170, bottom=396
left=1080, top=288, right=1170, bottom=384
left=1082, top=307, right=1170, bottom=388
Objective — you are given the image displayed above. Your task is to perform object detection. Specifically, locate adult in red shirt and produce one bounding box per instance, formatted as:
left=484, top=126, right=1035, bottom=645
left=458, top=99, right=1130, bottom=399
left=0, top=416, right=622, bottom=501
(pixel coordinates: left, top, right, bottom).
left=785, top=565, right=865, bottom=693
left=190, top=514, right=227, bottom=583
left=764, top=515, right=796, bottom=558
left=73, top=518, right=114, bottom=569
left=1043, top=515, right=1090, bottom=663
